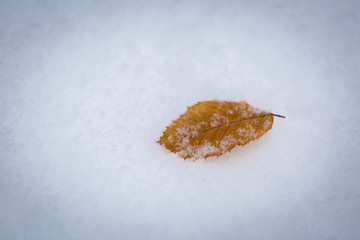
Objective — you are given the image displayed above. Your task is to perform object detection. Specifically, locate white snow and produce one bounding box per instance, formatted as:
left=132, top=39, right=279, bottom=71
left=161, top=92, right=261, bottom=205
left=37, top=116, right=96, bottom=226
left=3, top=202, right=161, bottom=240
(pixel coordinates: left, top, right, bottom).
left=1, top=0, right=360, bottom=239
left=210, top=113, right=222, bottom=127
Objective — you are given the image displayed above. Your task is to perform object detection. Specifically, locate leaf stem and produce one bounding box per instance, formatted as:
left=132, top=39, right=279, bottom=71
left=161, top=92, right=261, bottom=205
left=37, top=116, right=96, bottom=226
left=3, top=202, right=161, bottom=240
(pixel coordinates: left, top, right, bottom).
left=271, top=113, right=286, bottom=118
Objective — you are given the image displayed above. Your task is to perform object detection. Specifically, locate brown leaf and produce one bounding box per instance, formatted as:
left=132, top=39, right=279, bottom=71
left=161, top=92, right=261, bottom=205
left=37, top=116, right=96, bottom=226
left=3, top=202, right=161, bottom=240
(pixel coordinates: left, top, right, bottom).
left=158, top=100, right=285, bottom=159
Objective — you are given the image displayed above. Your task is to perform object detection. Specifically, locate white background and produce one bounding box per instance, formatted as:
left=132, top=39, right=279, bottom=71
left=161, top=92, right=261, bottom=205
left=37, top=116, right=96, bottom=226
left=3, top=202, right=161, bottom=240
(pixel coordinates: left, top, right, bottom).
left=1, top=0, right=360, bottom=239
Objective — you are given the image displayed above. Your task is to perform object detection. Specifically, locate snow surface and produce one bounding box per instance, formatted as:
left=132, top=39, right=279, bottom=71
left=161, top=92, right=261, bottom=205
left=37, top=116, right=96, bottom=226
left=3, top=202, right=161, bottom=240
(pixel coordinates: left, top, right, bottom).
left=1, top=0, right=360, bottom=239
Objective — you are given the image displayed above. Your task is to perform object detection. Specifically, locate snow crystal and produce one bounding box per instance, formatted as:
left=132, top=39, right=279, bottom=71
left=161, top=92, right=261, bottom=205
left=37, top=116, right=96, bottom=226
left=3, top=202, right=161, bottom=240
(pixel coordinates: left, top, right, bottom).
left=235, top=123, right=257, bottom=141
left=219, top=135, right=237, bottom=151
left=247, top=105, right=265, bottom=115
left=178, top=140, right=230, bottom=160
left=263, top=118, right=271, bottom=129
left=210, top=113, right=221, bottom=127
left=210, top=113, right=229, bottom=127
left=174, top=124, right=199, bottom=144
left=193, top=142, right=218, bottom=159
left=167, top=134, right=174, bottom=143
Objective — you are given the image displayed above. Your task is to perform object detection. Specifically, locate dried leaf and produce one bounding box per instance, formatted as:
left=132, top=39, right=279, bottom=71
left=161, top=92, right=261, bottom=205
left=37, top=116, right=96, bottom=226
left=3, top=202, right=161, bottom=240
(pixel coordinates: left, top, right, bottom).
left=158, top=100, right=285, bottom=159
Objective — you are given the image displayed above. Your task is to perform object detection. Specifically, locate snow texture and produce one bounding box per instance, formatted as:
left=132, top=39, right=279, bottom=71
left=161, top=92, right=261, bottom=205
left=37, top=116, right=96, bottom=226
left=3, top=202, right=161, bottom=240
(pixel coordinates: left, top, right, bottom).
left=1, top=0, right=360, bottom=239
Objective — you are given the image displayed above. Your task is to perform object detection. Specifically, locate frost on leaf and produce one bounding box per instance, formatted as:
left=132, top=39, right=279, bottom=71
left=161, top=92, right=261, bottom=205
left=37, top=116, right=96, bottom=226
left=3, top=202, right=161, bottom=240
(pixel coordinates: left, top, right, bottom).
left=158, top=100, right=285, bottom=159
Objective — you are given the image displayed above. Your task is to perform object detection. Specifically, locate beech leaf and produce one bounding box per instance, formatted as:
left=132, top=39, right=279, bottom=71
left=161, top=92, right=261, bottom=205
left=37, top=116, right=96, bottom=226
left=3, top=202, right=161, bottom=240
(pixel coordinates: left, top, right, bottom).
left=158, top=100, right=285, bottom=159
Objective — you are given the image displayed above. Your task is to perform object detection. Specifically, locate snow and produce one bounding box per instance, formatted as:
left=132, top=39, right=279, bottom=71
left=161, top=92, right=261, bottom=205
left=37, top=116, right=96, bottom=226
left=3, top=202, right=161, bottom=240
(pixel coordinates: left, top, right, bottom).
left=1, top=0, right=360, bottom=239
left=210, top=113, right=223, bottom=127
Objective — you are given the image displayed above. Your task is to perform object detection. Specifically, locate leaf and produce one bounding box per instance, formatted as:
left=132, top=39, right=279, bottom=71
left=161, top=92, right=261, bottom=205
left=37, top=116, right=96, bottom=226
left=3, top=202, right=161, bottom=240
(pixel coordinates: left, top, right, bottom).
left=158, top=100, right=285, bottom=159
